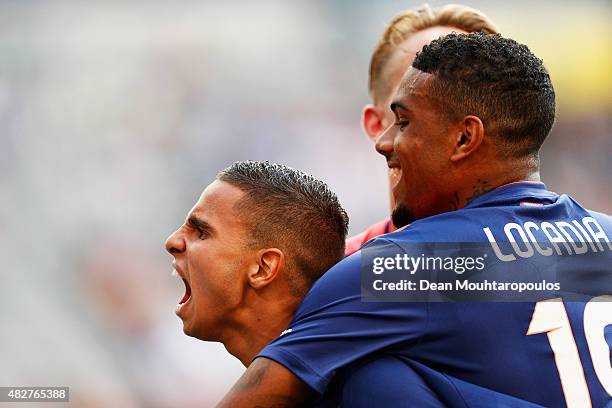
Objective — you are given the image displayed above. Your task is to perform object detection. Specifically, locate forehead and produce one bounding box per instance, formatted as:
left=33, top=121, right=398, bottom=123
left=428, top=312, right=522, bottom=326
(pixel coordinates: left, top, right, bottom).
left=189, top=180, right=246, bottom=228
left=395, top=68, right=436, bottom=107
left=394, top=26, right=466, bottom=61
left=381, top=26, right=466, bottom=103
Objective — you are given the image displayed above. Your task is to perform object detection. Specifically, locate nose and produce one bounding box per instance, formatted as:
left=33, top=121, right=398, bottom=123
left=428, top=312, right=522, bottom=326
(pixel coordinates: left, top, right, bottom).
left=165, top=227, right=185, bottom=255
left=375, top=124, right=394, bottom=160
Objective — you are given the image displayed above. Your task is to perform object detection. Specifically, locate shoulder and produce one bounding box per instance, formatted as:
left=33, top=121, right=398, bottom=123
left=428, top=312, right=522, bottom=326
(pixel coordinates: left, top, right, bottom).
left=294, top=251, right=362, bottom=320
left=585, top=208, right=612, bottom=228
left=331, top=355, right=445, bottom=408
left=555, top=195, right=612, bottom=234
left=374, top=207, right=496, bottom=245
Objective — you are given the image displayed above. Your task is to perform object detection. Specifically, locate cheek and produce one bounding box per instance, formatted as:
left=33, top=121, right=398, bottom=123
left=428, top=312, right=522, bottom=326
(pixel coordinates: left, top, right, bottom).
left=190, top=247, right=244, bottom=304
left=396, top=133, right=424, bottom=176
left=396, top=133, right=444, bottom=198
left=409, top=129, right=447, bottom=172
left=186, top=245, right=221, bottom=299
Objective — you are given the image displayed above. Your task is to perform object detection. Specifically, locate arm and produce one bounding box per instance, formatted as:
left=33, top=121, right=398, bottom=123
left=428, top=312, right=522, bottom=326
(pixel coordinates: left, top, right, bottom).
left=216, top=358, right=315, bottom=408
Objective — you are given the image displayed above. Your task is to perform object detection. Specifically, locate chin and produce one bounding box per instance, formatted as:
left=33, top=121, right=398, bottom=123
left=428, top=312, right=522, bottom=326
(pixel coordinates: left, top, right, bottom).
left=391, top=204, right=415, bottom=228
left=181, top=319, right=199, bottom=338
left=185, top=322, right=217, bottom=342
left=182, top=322, right=196, bottom=337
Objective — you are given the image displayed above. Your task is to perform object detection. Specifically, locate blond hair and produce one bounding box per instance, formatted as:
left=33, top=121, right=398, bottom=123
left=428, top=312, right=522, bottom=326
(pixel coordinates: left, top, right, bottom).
left=369, top=4, right=500, bottom=105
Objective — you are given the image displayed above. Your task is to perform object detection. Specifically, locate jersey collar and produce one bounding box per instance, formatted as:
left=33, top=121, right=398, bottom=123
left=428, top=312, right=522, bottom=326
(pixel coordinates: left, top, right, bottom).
left=464, top=181, right=558, bottom=209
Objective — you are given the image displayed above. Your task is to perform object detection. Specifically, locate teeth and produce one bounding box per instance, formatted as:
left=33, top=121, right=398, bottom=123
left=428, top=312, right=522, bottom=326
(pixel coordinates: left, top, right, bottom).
left=389, top=168, right=401, bottom=178
left=172, top=269, right=179, bottom=278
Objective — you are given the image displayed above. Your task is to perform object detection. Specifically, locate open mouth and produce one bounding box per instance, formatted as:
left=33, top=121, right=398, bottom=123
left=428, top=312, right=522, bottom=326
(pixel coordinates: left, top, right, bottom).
left=389, top=167, right=401, bottom=178
left=179, top=277, right=191, bottom=305
left=172, top=266, right=192, bottom=311
left=388, top=166, right=402, bottom=189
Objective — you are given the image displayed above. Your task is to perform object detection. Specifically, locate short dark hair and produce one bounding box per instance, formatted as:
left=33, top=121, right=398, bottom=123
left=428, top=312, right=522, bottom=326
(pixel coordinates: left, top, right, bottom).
left=217, top=161, right=349, bottom=294
left=412, top=32, right=555, bottom=157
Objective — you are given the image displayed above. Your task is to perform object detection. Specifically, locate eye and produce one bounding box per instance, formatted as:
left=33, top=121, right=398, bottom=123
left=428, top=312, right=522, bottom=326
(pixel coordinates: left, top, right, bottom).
left=394, top=119, right=409, bottom=131
left=187, top=224, right=209, bottom=240
left=197, top=229, right=209, bottom=240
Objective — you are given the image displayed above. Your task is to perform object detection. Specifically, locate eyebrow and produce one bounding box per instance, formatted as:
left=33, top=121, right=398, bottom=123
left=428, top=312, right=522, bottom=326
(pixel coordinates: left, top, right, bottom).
left=187, top=214, right=214, bottom=234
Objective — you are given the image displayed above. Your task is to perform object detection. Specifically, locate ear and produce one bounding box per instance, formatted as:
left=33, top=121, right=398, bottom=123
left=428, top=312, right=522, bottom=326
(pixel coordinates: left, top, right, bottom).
left=247, top=248, right=284, bottom=290
left=450, top=115, right=485, bottom=162
left=362, top=104, right=387, bottom=142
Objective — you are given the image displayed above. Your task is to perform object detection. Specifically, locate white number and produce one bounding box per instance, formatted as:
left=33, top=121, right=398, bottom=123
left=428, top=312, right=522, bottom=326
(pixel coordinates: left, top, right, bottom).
left=584, top=296, right=612, bottom=395
left=527, top=296, right=612, bottom=408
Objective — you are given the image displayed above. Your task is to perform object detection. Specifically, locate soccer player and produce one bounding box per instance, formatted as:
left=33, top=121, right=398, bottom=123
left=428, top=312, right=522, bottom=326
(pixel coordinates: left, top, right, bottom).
left=346, top=4, right=499, bottom=255
left=165, top=161, right=348, bottom=367
left=217, top=34, right=612, bottom=407
left=166, top=162, right=446, bottom=406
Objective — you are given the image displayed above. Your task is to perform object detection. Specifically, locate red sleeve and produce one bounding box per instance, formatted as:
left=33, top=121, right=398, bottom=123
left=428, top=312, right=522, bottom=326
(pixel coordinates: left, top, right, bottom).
left=344, top=218, right=394, bottom=256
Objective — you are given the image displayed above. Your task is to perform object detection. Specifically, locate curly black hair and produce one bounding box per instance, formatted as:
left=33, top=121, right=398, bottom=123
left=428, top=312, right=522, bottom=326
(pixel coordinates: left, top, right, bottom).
left=413, top=33, right=555, bottom=157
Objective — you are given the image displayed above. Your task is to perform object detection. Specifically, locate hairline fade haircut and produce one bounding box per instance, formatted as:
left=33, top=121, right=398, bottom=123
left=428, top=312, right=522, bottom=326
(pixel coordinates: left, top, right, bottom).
left=369, top=4, right=499, bottom=106
left=217, top=161, right=349, bottom=296
left=412, top=32, right=556, bottom=158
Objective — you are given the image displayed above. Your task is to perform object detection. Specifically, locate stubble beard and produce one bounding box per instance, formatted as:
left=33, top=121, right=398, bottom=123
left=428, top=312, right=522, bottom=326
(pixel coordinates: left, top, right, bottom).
left=391, top=203, right=415, bottom=228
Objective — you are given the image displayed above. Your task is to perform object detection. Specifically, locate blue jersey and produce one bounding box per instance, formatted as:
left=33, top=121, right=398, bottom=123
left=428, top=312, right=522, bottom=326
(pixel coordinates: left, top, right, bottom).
left=257, top=182, right=612, bottom=407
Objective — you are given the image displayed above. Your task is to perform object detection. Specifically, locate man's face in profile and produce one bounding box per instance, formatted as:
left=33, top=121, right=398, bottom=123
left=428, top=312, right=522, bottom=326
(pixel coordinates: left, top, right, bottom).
left=365, top=26, right=466, bottom=209
left=165, top=180, right=251, bottom=341
left=378, top=69, right=456, bottom=226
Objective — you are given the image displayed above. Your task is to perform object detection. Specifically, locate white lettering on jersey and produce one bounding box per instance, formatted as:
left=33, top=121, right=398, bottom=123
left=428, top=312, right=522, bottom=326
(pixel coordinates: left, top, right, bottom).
left=484, top=217, right=611, bottom=261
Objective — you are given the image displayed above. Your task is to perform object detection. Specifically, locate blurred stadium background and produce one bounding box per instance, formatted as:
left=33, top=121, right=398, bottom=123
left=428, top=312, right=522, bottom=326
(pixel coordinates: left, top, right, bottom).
left=0, top=0, right=609, bottom=406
